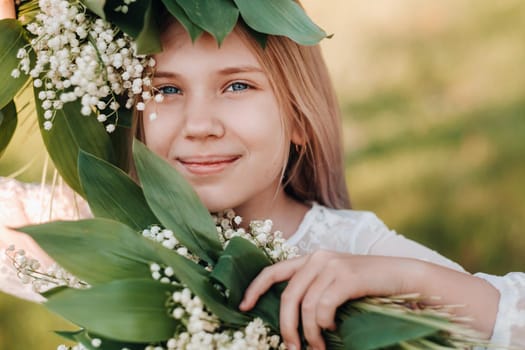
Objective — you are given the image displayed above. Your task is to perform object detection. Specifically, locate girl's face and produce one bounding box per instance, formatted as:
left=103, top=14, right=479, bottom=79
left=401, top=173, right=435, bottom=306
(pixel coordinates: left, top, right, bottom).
left=143, top=23, right=293, bottom=218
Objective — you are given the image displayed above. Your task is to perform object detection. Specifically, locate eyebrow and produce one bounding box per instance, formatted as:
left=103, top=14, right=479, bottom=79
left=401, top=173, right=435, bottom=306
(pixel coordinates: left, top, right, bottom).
left=153, top=65, right=264, bottom=78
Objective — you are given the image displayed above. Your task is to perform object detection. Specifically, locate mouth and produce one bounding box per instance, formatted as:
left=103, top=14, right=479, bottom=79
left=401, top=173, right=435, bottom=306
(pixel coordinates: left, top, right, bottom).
left=176, top=155, right=241, bottom=175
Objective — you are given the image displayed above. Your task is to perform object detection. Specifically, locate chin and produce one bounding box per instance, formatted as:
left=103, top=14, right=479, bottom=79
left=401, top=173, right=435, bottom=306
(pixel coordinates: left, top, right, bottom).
left=197, top=192, right=238, bottom=213
left=193, top=184, right=247, bottom=214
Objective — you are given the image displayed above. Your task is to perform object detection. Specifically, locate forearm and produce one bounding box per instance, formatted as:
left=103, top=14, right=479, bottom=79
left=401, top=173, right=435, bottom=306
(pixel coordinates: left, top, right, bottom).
left=407, top=259, right=499, bottom=338
left=0, top=0, right=15, bottom=19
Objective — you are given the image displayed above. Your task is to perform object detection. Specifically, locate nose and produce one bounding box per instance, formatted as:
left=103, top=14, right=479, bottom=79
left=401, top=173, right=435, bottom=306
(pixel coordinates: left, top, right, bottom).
left=182, top=93, right=224, bottom=140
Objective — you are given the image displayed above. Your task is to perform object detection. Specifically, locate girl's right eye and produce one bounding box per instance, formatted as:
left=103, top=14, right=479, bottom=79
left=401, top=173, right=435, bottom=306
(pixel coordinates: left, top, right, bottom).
left=158, top=85, right=181, bottom=95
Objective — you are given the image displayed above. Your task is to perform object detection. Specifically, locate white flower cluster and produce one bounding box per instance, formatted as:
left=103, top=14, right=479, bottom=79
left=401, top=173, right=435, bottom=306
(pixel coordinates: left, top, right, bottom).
left=146, top=285, right=283, bottom=350
left=12, top=0, right=155, bottom=132
left=57, top=338, right=101, bottom=350
left=214, top=210, right=299, bottom=263
left=4, top=244, right=87, bottom=293
left=142, top=225, right=206, bottom=267
left=163, top=317, right=283, bottom=350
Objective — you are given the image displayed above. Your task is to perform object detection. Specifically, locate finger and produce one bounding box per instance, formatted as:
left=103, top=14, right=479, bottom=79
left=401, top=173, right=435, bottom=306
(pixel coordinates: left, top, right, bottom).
left=301, top=270, right=336, bottom=350
left=279, top=251, right=333, bottom=349
left=316, top=257, right=366, bottom=330
left=239, top=256, right=306, bottom=311
left=314, top=276, right=360, bottom=334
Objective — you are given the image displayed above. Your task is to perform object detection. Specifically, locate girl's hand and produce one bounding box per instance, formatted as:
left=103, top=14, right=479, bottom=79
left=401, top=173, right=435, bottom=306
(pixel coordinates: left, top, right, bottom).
left=239, top=251, right=422, bottom=350
left=0, top=0, right=15, bottom=19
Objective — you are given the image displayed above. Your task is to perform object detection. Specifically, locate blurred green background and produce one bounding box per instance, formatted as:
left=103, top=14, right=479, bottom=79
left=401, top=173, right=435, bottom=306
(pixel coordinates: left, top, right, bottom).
left=1, top=0, right=524, bottom=348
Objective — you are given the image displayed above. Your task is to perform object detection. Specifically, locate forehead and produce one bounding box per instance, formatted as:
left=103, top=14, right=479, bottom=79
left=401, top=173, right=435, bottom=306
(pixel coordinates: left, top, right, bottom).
left=156, top=22, right=261, bottom=69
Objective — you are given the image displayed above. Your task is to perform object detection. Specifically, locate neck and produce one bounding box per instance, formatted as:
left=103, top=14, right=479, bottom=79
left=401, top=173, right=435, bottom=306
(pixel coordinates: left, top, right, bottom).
left=234, top=190, right=310, bottom=239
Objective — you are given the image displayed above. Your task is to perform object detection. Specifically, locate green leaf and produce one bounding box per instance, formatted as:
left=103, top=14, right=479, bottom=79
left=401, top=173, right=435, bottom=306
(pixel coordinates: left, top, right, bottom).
left=210, top=237, right=284, bottom=331
left=175, top=0, right=239, bottom=45
left=0, top=19, right=29, bottom=109
left=0, top=100, right=17, bottom=158
left=109, top=117, right=134, bottom=172
left=233, top=0, right=327, bottom=45
left=46, top=279, right=177, bottom=342
left=161, top=0, right=204, bottom=42
left=211, top=237, right=271, bottom=306
left=340, top=312, right=439, bottom=350
left=103, top=0, right=162, bottom=54
left=18, top=218, right=160, bottom=285
left=133, top=1, right=162, bottom=55
left=154, top=246, right=251, bottom=326
left=80, top=0, right=106, bottom=18
left=55, top=329, right=144, bottom=350
left=41, top=285, right=70, bottom=299
left=78, top=151, right=158, bottom=231
left=35, top=95, right=115, bottom=196
left=133, top=140, right=222, bottom=265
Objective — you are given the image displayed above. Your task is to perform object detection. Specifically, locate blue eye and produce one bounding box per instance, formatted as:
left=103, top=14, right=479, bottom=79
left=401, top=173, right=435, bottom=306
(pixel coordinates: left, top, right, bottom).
left=159, top=85, right=181, bottom=95
left=226, top=82, right=250, bottom=92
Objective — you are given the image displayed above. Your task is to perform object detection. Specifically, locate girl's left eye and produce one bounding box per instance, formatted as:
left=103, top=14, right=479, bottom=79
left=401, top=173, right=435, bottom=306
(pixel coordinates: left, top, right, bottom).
left=225, top=82, right=250, bottom=92
left=158, top=85, right=181, bottom=95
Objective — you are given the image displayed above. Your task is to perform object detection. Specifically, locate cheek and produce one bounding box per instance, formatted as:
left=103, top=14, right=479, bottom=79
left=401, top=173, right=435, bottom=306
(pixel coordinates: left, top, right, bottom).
left=142, top=105, right=179, bottom=157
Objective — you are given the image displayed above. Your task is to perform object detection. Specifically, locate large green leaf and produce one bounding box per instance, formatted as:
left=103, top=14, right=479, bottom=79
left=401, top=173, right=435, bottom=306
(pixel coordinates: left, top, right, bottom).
left=175, top=0, right=239, bottom=44
left=133, top=140, right=222, bottom=265
left=46, top=279, right=177, bottom=342
left=211, top=238, right=272, bottom=306
left=162, top=0, right=204, bottom=42
left=18, top=218, right=159, bottom=285
left=0, top=100, right=17, bottom=158
left=102, top=0, right=162, bottom=54
left=233, top=0, right=327, bottom=45
left=0, top=19, right=29, bottom=109
left=35, top=96, right=115, bottom=196
left=78, top=151, right=158, bottom=231
left=153, top=245, right=251, bottom=326
left=340, top=312, right=439, bottom=350
left=210, top=237, right=284, bottom=331
left=109, top=117, right=134, bottom=172
left=133, top=1, right=162, bottom=54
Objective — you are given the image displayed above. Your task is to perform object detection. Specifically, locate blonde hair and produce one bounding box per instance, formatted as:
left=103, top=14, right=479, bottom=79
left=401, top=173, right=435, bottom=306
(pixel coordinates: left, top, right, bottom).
left=234, top=27, right=351, bottom=209
left=135, top=19, right=351, bottom=209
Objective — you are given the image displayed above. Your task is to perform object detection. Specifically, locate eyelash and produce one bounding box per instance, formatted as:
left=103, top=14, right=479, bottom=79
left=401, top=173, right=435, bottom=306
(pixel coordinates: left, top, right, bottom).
left=157, top=85, right=181, bottom=95
left=225, top=82, right=251, bottom=93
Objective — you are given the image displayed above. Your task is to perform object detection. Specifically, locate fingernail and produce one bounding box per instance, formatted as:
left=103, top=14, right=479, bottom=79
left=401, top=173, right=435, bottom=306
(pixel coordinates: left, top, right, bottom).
left=286, top=344, right=296, bottom=350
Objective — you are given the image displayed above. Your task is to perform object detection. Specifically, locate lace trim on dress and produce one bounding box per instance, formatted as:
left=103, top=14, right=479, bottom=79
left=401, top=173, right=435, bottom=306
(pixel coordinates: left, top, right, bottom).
left=286, top=203, right=363, bottom=255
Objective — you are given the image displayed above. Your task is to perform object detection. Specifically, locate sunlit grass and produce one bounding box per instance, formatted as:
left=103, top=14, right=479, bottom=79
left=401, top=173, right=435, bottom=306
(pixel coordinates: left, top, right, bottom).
left=0, top=293, right=75, bottom=350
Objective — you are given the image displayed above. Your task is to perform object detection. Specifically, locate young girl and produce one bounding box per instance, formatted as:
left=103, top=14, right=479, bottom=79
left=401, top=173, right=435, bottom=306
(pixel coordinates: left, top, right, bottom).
left=0, top=1, right=523, bottom=349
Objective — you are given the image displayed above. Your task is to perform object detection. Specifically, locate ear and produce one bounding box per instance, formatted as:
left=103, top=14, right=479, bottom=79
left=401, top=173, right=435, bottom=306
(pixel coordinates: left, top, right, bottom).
left=290, top=124, right=305, bottom=146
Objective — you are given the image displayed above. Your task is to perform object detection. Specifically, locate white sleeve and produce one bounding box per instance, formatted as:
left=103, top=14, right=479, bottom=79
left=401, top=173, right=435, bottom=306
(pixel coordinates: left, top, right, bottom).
left=0, top=177, right=90, bottom=302
left=348, top=211, right=465, bottom=272
left=289, top=207, right=465, bottom=272
left=474, top=272, right=525, bottom=348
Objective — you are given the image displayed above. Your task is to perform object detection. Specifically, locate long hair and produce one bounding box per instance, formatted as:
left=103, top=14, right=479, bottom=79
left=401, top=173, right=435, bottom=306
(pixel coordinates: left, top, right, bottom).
left=233, top=27, right=351, bottom=209
left=134, top=19, right=351, bottom=210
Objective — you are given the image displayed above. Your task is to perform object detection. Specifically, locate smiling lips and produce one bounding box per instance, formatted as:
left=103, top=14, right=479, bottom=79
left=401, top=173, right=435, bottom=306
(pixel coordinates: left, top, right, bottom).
left=177, top=155, right=241, bottom=175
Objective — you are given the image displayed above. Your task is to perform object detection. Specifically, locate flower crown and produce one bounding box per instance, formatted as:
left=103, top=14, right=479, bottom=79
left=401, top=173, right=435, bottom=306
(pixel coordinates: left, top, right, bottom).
left=0, top=0, right=328, bottom=194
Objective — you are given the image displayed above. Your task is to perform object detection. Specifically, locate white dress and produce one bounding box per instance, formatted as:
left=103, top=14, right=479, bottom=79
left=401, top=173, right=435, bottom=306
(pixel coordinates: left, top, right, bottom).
left=0, top=178, right=523, bottom=347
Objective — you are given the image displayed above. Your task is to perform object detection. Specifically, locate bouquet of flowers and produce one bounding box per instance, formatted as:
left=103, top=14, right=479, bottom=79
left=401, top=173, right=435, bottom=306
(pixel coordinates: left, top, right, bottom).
left=1, top=1, right=488, bottom=349
left=7, top=140, right=484, bottom=350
